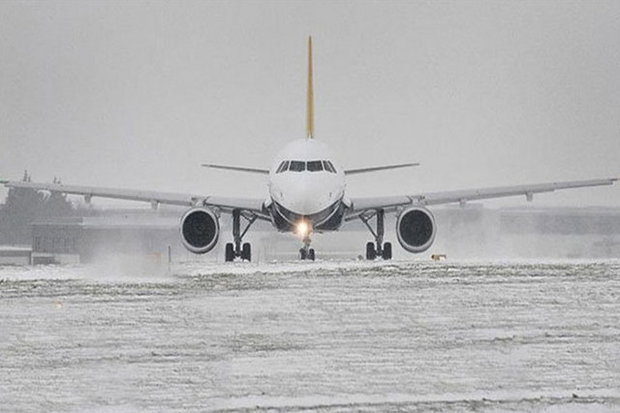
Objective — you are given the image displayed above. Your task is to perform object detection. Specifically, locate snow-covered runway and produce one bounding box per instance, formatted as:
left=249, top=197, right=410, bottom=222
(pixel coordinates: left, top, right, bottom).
left=0, top=260, right=618, bottom=412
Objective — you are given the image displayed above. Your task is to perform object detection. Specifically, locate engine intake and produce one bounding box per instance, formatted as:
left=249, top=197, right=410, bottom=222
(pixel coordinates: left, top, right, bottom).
left=180, top=207, right=219, bottom=254
left=396, top=207, right=436, bottom=253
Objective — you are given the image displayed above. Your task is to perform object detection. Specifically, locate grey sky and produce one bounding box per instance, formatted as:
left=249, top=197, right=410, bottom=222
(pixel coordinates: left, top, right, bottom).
left=1, top=0, right=619, bottom=207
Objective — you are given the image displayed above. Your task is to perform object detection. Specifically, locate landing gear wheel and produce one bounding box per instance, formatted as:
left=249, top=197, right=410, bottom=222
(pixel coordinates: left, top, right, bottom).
left=227, top=209, right=257, bottom=263
left=308, top=248, right=315, bottom=261
left=366, top=242, right=377, bottom=260
left=382, top=242, right=392, bottom=260
left=241, top=242, right=252, bottom=261
left=300, top=248, right=307, bottom=260
left=225, top=243, right=235, bottom=262
left=362, top=209, right=387, bottom=261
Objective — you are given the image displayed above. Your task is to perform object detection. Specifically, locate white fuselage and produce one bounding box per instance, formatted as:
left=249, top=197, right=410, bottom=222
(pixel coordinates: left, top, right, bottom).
left=268, top=139, right=346, bottom=232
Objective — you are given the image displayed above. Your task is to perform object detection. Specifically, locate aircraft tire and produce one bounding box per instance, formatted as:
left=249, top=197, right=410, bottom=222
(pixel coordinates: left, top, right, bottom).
left=225, top=243, right=235, bottom=262
left=300, top=248, right=307, bottom=260
left=382, top=242, right=392, bottom=260
left=366, top=242, right=376, bottom=260
left=308, top=248, right=315, bottom=261
left=242, top=243, right=251, bottom=261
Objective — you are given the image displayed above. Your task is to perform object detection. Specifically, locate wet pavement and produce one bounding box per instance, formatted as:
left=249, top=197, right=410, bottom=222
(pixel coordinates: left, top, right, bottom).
left=0, top=260, right=619, bottom=412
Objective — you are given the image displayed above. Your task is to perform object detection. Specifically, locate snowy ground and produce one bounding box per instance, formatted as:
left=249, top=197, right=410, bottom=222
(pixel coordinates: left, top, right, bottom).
left=0, top=259, right=619, bottom=412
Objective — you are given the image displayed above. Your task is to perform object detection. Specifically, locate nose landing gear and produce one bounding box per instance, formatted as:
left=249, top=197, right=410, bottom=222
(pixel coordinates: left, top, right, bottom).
left=299, top=235, right=315, bottom=261
left=225, top=209, right=257, bottom=262
left=361, top=209, right=392, bottom=260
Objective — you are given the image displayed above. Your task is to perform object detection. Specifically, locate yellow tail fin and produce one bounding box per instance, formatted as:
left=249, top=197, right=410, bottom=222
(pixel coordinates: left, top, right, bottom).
left=306, top=36, right=314, bottom=139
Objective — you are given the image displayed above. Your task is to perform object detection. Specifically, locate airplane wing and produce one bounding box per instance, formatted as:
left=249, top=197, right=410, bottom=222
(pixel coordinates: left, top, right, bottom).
left=0, top=180, right=267, bottom=214
left=344, top=163, right=419, bottom=175
left=201, top=164, right=270, bottom=174
left=347, top=177, right=618, bottom=216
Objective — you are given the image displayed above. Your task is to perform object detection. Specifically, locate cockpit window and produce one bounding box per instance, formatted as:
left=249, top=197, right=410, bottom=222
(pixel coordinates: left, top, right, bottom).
left=289, top=161, right=306, bottom=172
left=323, top=161, right=337, bottom=173
left=276, top=161, right=289, bottom=173
left=280, top=160, right=334, bottom=173
left=307, top=160, right=323, bottom=172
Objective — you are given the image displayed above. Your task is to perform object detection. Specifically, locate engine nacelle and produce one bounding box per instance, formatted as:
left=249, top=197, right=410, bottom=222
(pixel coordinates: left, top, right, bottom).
left=180, top=207, right=219, bottom=254
left=396, top=207, right=437, bottom=253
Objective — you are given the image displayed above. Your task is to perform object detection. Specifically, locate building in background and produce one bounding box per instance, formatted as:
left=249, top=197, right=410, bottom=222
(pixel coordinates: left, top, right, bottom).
left=14, top=206, right=620, bottom=264
left=30, top=209, right=184, bottom=264
left=0, top=246, right=31, bottom=265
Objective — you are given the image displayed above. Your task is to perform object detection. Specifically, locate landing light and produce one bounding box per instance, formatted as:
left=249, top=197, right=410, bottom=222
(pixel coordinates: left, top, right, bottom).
left=296, top=220, right=311, bottom=237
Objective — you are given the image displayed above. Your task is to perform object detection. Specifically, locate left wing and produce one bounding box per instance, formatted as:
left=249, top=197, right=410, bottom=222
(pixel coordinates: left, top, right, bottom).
left=1, top=180, right=267, bottom=214
left=347, top=177, right=618, bottom=216
left=344, top=162, right=419, bottom=175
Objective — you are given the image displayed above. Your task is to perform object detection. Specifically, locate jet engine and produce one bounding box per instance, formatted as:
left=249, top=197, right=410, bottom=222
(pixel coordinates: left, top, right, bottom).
left=180, top=207, right=220, bottom=254
left=396, top=206, right=437, bottom=253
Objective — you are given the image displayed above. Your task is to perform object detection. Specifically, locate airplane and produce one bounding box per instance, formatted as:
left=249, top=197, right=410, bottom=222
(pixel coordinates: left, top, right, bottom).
left=2, top=37, right=617, bottom=262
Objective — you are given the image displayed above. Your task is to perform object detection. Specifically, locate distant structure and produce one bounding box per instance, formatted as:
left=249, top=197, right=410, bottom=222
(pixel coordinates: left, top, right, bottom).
left=30, top=211, right=184, bottom=264
left=2, top=201, right=620, bottom=264
left=496, top=207, right=620, bottom=258
left=0, top=172, right=76, bottom=245
left=432, top=206, right=620, bottom=258
left=0, top=246, right=31, bottom=265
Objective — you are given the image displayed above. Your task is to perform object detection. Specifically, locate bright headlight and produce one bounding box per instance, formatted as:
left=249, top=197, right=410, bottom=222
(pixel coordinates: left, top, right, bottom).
left=296, top=220, right=311, bottom=237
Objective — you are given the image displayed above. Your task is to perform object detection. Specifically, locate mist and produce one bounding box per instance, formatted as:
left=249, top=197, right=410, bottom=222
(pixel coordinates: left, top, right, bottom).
left=1, top=0, right=619, bottom=209
left=1, top=5, right=620, bottom=408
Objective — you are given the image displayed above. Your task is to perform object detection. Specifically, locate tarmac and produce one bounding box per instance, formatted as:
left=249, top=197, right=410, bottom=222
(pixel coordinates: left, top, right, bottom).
left=0, top=259, right=618, bottom=412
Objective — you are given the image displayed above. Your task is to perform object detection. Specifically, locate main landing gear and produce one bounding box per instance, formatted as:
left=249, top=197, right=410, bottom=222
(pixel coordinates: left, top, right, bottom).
left=225, top=209, right=257, bottom=262
left=360, top=209, right=392, bottom=260
left=299, top=235, right=315, bottom=261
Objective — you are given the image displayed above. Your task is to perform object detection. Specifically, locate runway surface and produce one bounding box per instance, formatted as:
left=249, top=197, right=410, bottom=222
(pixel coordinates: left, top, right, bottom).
left=0, top=259, right=619, bottom=412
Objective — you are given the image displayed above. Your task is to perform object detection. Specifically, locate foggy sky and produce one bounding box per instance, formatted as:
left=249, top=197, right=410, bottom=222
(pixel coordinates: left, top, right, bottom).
left=1, top=0, right=619, bottom=207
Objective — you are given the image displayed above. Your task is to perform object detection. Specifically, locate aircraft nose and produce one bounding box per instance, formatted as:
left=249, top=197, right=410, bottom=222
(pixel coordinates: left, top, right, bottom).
left=281, top=177, right=336, bottom=215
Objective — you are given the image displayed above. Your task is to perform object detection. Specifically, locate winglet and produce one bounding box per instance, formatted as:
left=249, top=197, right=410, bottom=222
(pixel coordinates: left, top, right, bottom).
left=306, top=36, right=314, bottom=139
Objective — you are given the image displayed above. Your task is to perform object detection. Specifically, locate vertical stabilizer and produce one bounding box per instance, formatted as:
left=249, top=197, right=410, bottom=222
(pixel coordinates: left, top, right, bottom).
left=306, top=36, right=314, bottom=139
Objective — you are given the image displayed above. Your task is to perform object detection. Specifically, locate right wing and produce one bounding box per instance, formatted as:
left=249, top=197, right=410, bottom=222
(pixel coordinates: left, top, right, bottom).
left=1, top=180, right=267, bottom=214
left=347, top=177, right=618, bottom=216
left=201, top=164, right=270, bottom=174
